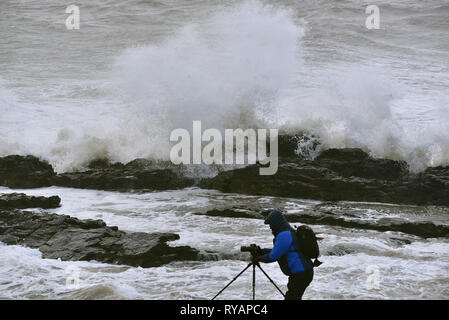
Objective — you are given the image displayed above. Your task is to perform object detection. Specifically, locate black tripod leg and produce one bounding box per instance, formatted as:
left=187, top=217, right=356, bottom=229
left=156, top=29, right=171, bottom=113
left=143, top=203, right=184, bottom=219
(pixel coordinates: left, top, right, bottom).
left=252, top=263, right=256, bottom=300
left=256, top=263, right=286, bottom=298
left=212, top=263, right=252, bottom=300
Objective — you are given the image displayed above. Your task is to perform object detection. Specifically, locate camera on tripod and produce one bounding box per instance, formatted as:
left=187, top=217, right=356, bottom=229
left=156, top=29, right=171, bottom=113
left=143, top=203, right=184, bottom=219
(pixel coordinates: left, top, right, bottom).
left=240, top=244, right=262, bottom=257
left=212, top=243, right=285, bottom=300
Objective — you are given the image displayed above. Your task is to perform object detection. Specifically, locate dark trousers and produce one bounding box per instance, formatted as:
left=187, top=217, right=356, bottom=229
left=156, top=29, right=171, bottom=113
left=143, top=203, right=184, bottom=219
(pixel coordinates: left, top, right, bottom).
left=285, top=269, right=314, bottom=300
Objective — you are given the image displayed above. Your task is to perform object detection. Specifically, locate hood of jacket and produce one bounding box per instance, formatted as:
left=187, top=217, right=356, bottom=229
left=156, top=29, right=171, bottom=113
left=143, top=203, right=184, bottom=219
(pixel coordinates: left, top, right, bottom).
left=264, top=210, right=291, bottom=236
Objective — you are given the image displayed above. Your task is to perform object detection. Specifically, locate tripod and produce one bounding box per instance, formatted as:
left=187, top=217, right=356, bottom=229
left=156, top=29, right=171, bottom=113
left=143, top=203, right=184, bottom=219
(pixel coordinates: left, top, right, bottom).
left=212, top=256, right=285, bottom=300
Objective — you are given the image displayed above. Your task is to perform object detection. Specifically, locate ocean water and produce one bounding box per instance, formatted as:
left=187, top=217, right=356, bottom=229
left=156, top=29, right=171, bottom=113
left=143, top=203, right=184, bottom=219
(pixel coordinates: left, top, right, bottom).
left=1, top=0, right=448, bottom=172
left=1, top=186, right=448, bottom=299
left=1, top=0, right=449, bottom=299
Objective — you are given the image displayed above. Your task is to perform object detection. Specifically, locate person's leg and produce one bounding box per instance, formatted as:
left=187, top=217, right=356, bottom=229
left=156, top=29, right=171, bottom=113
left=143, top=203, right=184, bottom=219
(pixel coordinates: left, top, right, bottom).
left=285, top=273, right=303, bottom=300
left=285, top=275, right=299, bottom=300
left=297, top=269, right=313, bottom=300
left=285, top=270, right=314, bottom=300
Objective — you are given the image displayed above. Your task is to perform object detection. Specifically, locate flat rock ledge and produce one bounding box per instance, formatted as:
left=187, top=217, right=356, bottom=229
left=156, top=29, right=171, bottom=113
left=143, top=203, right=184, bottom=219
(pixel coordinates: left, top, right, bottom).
left=0, top=155, right=193, bottom=191
left=200, top=148, right=449, bottom=206
left=194, top=207, right=449, bottom=239
left=0, top=209, right=199, bottom=267
left=0, top=193, right=61, bottom=209
left=2, top=141, right=449, bottom=206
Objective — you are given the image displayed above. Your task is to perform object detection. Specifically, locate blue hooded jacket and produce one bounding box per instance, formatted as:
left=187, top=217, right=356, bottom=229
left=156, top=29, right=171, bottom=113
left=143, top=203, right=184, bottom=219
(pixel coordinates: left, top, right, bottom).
left=260, top=210, right=313, bottom=276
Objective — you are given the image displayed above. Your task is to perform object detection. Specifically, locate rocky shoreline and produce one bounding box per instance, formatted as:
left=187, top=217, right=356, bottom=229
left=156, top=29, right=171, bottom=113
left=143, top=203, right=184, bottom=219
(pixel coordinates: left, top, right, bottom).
left=194, top=207, right=449, bottom=239
left=1, top=137, right=449, bottom=206
left=0, top=192, right=61, bottom=209
left=0, top=180, right=447, bottom=269
left=200, top=148, right=449, bottom=206
left=0, top=155, right=194, bottom=191
left=0, top=194, right=199, bottom=267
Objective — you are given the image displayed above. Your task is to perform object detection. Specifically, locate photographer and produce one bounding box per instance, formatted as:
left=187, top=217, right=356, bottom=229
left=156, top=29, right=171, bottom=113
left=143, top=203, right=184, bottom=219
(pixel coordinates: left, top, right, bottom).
left=256, top=210, right=315, bottom=300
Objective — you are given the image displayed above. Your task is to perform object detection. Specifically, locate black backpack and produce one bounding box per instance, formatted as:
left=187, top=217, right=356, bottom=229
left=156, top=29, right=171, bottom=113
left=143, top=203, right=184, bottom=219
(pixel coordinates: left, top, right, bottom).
left=295, top=225, right=322, bottom=266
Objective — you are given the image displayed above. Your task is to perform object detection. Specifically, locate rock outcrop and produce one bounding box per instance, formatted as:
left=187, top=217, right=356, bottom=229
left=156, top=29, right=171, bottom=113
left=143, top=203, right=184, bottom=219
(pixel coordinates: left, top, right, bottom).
left=0, top=209, right=199, bottom=267
left=52, top=158, right=194, bottom=191
left=0, top=193, right=61, bottom=209
left=200, top=147, right=449, bottom=206
left=0, top=155, right=56, bottom=188
left=194, top=207, right=449, bottom=239
left=1, top=139, right=449, bottom=206
left=0, top=155, right=194, bottom=192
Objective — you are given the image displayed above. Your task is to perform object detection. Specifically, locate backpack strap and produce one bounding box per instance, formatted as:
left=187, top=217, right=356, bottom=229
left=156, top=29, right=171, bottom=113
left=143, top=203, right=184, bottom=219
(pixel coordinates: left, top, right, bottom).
left=290, top=230, right=314, bottom=270
left=290, top=230, right=300, bottom=252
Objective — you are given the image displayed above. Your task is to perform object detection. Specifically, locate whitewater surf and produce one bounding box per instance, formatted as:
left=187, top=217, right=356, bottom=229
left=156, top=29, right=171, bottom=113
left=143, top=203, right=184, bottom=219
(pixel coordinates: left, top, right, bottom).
left=0, top=0, right=448, bottom=302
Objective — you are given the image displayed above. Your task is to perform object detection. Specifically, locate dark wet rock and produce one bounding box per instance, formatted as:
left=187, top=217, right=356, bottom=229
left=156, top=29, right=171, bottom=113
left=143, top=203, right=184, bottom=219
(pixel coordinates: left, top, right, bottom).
left=277, top=134, right=302, bottom=157
left=200, top=148, right=449, bottom=206
left=0, top=155, right=55, bottom=188
left=0, top=209, right=199, bottom=267
left=284, top=212, right=449, bottom=239
left=315, top=148, right=408, bottom=180
left=0, top=193, right=61, bottom=209
left=2, top=146, right=449, bottom=206
left=194, top=207, right=265, bottom=219
left=277, top=133, right=321, bottom=158
left=326, top=245, right=356, bottom=256
left=86, top=158, right=125, bottom=170
left=0, top=155, right=194, bottom=192
left=52, top=158, right=194, bottom=191
left=389, top=237, right=412, bottom=245
left=195, top=207, right=449, bottom=239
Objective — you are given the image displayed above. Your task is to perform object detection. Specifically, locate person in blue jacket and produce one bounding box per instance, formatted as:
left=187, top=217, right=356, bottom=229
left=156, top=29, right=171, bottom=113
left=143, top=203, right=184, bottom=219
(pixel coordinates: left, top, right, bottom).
left=257, top=210, right=314, bottom=300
